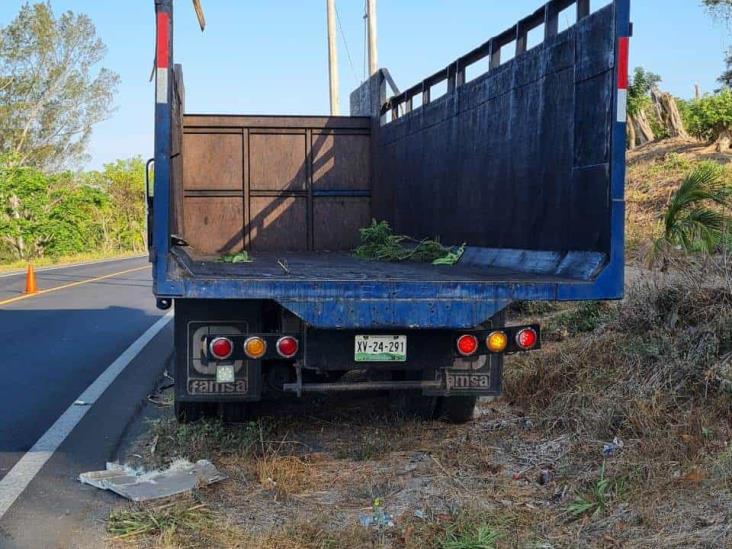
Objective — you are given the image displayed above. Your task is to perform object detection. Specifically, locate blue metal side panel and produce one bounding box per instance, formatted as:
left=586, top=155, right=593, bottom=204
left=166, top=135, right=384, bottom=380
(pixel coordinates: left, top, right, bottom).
left=557, top=0, right=629, bottom=302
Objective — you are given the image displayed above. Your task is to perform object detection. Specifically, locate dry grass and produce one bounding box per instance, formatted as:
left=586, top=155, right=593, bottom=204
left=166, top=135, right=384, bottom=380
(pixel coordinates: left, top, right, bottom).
left=106, top=497, right=245, bottom=548
left=0, top=250, right=144, bottom=273
left=506, top=267, right=731, bottom=446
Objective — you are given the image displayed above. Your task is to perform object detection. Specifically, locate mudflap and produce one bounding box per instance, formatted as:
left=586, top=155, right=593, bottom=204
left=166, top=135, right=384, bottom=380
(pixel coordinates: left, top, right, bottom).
left=423, top=351, right=503, bottom=397
left=174, top=299, right=262, bottom=404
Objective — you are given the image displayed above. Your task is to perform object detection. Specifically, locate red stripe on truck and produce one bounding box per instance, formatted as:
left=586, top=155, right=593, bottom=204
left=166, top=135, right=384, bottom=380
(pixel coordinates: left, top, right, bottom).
left=156, top=12, right=169, bottom=69
left=617, top=37, right=629, bottom=90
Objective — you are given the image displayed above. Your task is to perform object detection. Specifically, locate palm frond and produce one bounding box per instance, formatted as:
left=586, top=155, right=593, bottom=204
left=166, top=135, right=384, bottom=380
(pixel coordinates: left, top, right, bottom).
left=662, top=163, right=730, bottom=254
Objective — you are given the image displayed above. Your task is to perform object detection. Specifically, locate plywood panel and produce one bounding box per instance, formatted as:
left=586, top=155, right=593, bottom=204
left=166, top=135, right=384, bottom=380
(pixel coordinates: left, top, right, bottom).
left=183, top=197, right=243, bottom=255
left=313, top=197, right=371, bottom=250
left=183, top=133, right=242, bottom=191
left=312, top=133, right=370, bottom=191
left=249, top=196, right=308, bottom=251
left=249, top=133, right=307, bottom=191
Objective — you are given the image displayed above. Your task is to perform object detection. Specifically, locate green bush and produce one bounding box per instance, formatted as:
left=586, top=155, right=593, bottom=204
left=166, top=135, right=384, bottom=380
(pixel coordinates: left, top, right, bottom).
left=680, top=89, right=732, bottom=143
left=0, top=155, right=147, bottom=261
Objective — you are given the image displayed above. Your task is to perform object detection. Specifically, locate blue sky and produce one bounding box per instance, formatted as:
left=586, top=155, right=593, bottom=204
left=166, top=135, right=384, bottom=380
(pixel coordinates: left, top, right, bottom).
left=1, top=1, right=728, bottom=169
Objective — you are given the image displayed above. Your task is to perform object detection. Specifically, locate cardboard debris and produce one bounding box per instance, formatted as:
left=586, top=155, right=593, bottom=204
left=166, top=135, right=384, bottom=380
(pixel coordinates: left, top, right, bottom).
left=79, top=459, right=226, bottom=501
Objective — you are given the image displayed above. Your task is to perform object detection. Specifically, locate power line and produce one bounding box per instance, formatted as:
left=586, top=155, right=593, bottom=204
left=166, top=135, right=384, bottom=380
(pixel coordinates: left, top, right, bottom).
left=334, top=3, right=359, bottom=85
left=363, top=0, right=368, bottom=81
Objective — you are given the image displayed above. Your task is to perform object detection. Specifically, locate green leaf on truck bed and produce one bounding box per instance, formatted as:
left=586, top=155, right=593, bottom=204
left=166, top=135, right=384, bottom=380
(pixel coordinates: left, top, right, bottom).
left=354, top=219, right=465, bottom=265
left=432, top=243, right=466, bottom=265
left=219, top=251, right=252, bottom=263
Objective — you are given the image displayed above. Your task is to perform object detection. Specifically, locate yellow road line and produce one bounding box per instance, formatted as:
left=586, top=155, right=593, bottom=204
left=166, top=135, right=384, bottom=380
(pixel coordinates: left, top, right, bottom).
left=0, top=265, right=149, bottom=307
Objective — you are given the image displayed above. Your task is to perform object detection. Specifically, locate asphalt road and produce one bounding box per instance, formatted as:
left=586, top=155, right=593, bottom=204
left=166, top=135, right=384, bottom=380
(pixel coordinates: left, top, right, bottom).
left=0, top=256, right=173, bottom=548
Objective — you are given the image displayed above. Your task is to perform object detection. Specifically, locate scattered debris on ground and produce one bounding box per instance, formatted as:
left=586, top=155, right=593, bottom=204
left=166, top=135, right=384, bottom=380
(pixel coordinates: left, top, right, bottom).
left=354, top=219, right=465, bottom=265
left=80, top=460, right=226, bottom=502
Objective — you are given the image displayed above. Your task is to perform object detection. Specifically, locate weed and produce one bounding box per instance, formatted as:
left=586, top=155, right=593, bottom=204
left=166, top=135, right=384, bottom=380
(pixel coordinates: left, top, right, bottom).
left=567, top=463, right=626, bottom=519
left=145, top=417, right=265, bottom=467
left=108, top=501, right=214, bottom=541
left=508, top=301, right=559, bottom=317
left=542, top=301, right=616, bottom=340
left=710, top=444, right=732, bottom=490
left=438, top=524, right=501, bottom=549
left=252, top=454, right=317, bottom=498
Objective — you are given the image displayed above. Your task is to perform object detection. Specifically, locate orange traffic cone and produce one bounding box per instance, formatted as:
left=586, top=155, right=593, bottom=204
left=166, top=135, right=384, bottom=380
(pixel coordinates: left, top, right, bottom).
left=24, top=264, right=38, bottom=294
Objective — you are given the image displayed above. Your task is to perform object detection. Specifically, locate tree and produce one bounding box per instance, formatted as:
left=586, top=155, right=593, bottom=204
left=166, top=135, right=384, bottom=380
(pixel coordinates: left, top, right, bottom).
left=85, top=158, right=147, bottom=252
left=719, top=49, right=732, bottom=88
left=627, top=68, right=661, bottom=148
left=0, top=155, right=108, bottom=259
left=683, top=89, right=732, bottom=151
left=703, top=0, right=732, bottom=19
left=0, top=2, right=119, bottom=170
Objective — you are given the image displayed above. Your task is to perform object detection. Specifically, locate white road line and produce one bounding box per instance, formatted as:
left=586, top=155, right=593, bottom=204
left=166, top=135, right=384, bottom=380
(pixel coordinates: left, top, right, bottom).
left=0, top=255, right=147, bottom=278
left=0, top=311, right=173, bottom=520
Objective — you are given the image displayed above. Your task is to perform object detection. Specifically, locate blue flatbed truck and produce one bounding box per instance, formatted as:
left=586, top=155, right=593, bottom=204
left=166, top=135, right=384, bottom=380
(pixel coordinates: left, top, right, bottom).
left=149, top=0, right=630, bottom=422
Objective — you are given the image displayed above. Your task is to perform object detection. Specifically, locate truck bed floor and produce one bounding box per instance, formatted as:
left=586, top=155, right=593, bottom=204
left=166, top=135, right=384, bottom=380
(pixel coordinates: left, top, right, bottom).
left=173, top=248, right=579, bottom=284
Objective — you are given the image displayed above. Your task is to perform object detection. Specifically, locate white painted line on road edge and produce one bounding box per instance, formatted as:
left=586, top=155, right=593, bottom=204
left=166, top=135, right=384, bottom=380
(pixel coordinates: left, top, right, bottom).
left=0, top=311, right=173, bottom=520
left=0, top=255, right=147, bottom=278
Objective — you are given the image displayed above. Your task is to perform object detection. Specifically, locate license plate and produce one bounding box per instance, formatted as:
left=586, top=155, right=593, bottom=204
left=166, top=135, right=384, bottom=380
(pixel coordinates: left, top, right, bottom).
left=354, top=335, right=407, bottom=362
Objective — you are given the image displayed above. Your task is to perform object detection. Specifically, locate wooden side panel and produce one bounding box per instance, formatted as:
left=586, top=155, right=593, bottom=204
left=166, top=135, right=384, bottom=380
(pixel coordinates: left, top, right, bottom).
left=312, top=133, right=371, bottom=190
left=313, top=197, right=371, bottom=250
left=249, top=196, right=308, bottom=251
left=183, top=196, right=244, bottom=254
left=183, top=133, right=243, bottom=190
left=249, top=133, right=307, bottom=191
left=180, top=116, right=371, bottom=254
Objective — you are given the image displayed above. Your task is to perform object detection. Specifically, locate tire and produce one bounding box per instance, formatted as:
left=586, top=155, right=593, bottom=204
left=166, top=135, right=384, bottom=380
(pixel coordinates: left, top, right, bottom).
left=391, top=391, right=437, bottom=419
left=390, top=371, right=437, bottom=420
left=175, top=400, right=210, bottom=423
left=219, top=402, right=249, bottom=423
left=436, top=396, right=477, bottom=423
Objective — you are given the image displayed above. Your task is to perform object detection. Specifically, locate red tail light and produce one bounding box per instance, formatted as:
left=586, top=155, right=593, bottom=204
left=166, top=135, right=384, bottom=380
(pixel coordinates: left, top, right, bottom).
left=516, top=328, right=538, bottom=350
left=209, top=337, right=233, bottom=359
left=456, top=334, right=479, bottom=356
left=276, top=336, right=299, bottom=358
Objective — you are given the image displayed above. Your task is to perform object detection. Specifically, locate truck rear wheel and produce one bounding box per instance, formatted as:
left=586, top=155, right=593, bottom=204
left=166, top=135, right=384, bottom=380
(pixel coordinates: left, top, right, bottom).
left=436, top=396, right=477, bottom=423
left=390, top=371, right=437, bottom=419
left=219, top=402, right=249, bottom=423
left=175, top=400, right=210, bottom=423
left=391, top=391, right=437, bottom=419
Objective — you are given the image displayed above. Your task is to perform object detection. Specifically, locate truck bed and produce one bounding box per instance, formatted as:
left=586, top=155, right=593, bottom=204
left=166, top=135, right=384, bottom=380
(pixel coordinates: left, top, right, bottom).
left=152, top=0, right=628, bottom=329
left=172, top=247, right=597, bottom=284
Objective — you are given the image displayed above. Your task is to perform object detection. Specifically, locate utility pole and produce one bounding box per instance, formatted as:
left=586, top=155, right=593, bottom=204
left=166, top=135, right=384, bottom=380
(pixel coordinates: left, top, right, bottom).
left=366, top=0, right=378, bottom=76
left=326, top=0, right=340, bottom=115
